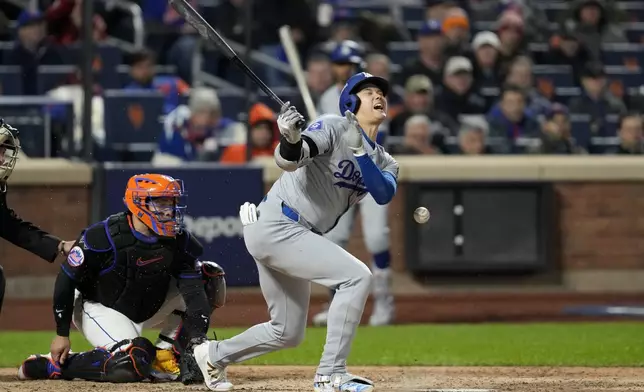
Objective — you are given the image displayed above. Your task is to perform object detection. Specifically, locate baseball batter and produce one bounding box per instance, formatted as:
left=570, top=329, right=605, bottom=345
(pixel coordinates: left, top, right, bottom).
left=191, top=72, right=399, bottom=392
left=17, top=174, right=226, bottom=384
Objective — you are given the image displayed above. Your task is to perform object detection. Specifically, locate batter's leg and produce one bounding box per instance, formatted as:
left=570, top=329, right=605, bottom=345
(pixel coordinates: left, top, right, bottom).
left=360, top=196, right=395, bottom=326
left=314, top=204, right=357, bottom=326
left=208, top=203, right=372, bottom=376
left=208, top=260, right=310, bottom=365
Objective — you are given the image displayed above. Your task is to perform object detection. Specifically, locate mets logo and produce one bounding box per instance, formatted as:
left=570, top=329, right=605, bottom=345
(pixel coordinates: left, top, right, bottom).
left=67, top=246, right=85, bottom=267
left=333, top=160, right=367, bottom=195
left=128, top=104, right=144, bottom=129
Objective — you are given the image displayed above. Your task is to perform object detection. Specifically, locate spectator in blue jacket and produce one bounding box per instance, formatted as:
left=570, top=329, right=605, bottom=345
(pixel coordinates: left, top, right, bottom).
left=123, top=49, right=189, bottom=114
left=504, top=56, right=553, bottom=120
left=487, top=84, right=541, bottom=153
left=152, top=87, right=245, bottom=165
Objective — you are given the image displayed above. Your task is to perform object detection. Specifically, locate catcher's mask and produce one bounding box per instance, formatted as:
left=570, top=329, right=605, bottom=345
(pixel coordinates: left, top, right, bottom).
left=0, top=119, right=20, bottom=187
left=124, top=173, right=187, bottom=237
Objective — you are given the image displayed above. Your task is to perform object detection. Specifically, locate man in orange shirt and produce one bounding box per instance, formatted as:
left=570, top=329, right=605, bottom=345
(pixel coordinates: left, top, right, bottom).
left=220, top=103, right=278, bottom=163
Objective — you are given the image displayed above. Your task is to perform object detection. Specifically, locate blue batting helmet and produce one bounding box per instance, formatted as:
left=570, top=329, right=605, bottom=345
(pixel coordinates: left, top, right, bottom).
left=338, top=72, right=390, bottom=115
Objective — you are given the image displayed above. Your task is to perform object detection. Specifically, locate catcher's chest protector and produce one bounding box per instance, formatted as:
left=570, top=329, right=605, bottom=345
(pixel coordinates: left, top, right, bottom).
left=96, top=212, right=178, bottom=323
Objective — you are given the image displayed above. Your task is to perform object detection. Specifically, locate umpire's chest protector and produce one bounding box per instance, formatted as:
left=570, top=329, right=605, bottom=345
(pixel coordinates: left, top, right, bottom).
left=97, top=213, right=179, bottom=323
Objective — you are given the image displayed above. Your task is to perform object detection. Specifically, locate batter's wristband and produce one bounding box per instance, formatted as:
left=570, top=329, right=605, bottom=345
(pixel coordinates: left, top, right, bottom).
left=56, top=325, right=70, bottom=337
left=279, top=137, right=302, bottom=161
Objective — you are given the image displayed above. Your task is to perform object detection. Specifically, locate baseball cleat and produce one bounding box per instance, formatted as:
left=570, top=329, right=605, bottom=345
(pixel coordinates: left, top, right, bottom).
left=312, top=304, right=330, bottom=327
left=150, top=348, right=180, bottom=381
left=18, top=354, right=62, bottom=380
left=313, top=373, right=374, bottom=392
left=193, top=340, right=234, bottom=391
left=368, top=296, right=394, bottom=326
left=369, top=268, right=394, bottom=326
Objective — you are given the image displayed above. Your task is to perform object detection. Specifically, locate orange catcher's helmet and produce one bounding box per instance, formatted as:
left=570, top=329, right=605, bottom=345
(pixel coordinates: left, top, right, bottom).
left=123, top=173, right=187, bottom=237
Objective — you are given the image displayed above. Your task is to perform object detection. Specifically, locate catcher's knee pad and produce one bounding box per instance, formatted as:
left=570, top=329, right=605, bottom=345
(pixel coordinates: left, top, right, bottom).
left=0, top=265, right=5, bottom=314
left=201, top=261, right=226, bottom=309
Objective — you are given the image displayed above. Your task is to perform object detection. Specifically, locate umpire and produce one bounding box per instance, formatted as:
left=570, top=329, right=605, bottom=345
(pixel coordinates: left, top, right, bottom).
left=0, top=118, right=73, bottom=314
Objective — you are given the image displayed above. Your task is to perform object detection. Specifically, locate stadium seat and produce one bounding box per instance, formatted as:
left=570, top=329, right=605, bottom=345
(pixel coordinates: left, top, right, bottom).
left=387, top=41, right=418, bottom=67
left=605, top=65, right=643, bottom=98
left=0, top=66, right=22, bottom=95
left=402, top=6, right=425, bottom=23
left=217, top=91, right=247, bottom=120
left=0, top=96, right=72, bottom=157
left=533, top=65, right=574, bottom=100
left=601, top=43, right=644, bottom=68
left=37, top=65, right=76, bottom=94
left=61, top=44, right=123, bottom=89
left=102, top=90, right=164, bottom=160
left=624, top=23, right=644, bottom=43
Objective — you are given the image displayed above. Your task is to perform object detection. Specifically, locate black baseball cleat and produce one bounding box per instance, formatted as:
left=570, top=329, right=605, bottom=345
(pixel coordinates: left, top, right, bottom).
left=17, top=354, right=62, bottom=380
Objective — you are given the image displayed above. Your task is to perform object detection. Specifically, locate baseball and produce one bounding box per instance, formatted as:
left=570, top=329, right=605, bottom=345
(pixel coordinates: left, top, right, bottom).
left=414, top=207, right=430, bottom=224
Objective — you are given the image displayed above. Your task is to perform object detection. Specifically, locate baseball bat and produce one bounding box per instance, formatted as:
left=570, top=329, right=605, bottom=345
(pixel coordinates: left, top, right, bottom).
left=278, top=25, right=318, bottom=121
left=168, top=0, right=305, bottom=127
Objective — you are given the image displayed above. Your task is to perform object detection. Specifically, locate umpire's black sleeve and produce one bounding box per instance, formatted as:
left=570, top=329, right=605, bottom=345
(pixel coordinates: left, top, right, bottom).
left=53, top=269, right=77, bottom=337
left=0, top=191, right=61, bottom=263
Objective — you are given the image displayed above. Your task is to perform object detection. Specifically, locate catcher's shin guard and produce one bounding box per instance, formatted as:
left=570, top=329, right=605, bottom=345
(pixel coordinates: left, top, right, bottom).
left=61, top=337, right=156, bottom=382
left=0, top=265, right=5, bottom=314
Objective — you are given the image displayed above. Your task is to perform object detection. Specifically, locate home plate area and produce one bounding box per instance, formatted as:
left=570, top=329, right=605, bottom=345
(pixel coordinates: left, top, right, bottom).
left=1, top=366, right=643, bottom=391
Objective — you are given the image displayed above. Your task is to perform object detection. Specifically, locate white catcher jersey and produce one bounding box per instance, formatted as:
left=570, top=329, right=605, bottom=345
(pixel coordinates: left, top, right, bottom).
left=269, top=114, right=399, bottom=234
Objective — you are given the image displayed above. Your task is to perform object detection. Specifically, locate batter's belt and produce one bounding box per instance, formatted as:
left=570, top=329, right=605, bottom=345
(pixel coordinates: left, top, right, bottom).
left=262, top=195, right=322, bottom=235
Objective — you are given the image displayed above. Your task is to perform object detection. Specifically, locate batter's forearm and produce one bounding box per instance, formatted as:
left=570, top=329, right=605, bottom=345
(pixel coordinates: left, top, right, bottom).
left=53, top=270, right=76, bottom=337
left=354, top=154, right=397, bottom=205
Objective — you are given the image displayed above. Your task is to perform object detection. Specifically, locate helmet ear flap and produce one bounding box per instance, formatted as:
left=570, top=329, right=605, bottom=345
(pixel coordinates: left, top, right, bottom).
left=343, top=95, right=361, bottom=114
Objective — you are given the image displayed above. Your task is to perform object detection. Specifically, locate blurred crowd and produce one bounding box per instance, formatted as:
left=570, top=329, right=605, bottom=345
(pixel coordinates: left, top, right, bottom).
left=1, top=0, right=643, bottom=163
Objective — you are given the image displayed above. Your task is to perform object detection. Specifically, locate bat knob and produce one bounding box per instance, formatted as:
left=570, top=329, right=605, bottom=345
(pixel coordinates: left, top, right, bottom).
left=296, top=118, right=306, bottom=130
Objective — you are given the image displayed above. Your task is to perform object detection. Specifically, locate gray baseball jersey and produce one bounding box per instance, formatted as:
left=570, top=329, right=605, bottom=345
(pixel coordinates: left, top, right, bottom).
left=269, top=114, right=399, bottom=234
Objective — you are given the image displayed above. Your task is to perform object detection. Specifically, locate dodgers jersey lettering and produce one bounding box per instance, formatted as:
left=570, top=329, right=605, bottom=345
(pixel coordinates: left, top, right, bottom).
left=269, top=114, right=399, bottom=233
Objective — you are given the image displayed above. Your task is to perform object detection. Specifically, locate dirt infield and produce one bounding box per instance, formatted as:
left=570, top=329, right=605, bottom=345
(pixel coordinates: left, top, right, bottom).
left=1, top=366, right=644, bottom=391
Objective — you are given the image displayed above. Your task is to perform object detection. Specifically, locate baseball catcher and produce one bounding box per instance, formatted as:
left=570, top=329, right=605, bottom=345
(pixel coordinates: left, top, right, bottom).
left=17, top=173, right=226, bottom=384
left=0, top=118, right=74, bottom=315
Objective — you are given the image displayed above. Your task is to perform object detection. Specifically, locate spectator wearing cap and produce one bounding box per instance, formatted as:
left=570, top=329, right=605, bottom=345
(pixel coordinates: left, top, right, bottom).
left=3, top=10, right=62, bottom=95
left=610, top=112, right=643, bottom=155
left=487, top=84, right=541, bottom=153
left=390, top=115, right=438, bottom=155
left=390, top=74, right=458, bottom=137
left=220, top=103, right=280, bottom=163
left=495, top=11, right=527, bottom=76
left=568, top=62, right=626, bottom=135
left=567, top=0, right=627, bottom=59
left=153, top=87, right=245, bottom=165
left=470, top=31, right=502, bottom=90
left=457, top=119, right=491, bottom=155
left=317, top=40, right=365, bottom=115
left=397, top=20, right=444, bottom=88
left=442, top=7, right=471, bottom=57
left=123, top=49, right=189, bottom=115
left=504, top=56, right=553, bottom=120
left=544, top=25, right=592, bottom=86
left=532, top=103, right=585, bottom=154
left=435, top=56, right=487, bottom=125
